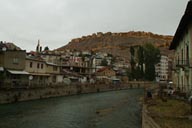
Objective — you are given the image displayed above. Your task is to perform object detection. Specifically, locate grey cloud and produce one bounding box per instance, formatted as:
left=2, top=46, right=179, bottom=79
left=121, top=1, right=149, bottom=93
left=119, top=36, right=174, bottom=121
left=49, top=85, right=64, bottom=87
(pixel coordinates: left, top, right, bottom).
left=0, top=0, right=189, bottom=51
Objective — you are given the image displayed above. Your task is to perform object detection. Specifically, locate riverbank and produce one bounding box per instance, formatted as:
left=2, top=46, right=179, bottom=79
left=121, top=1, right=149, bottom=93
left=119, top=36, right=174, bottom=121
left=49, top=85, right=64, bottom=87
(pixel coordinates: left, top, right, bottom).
left=143, top=96, right=192, bottom=128
left=0, top=82, right=155, bottom=104
left=147, top=98, right=192, bottom=128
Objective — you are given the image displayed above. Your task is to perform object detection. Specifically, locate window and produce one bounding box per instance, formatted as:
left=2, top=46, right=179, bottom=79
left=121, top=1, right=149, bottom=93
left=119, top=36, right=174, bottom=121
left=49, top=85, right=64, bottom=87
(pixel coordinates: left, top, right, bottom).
left=181, top=49, right=183, bottom=64
left=53, top=66, right=57, bottom=71
left=30, top=62, right=33, bottom=68
left=186, top=45, right=189, bottom=63
left=37, top=63, right=40, bottom=69
left=41, top=64, right=44, bottom=69
left=13, top=58, right=19, bottom=64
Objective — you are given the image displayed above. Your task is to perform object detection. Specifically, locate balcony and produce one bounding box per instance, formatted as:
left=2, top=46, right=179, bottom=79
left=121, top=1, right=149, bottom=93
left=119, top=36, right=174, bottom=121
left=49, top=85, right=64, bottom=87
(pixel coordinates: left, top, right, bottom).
left=176, top=60, right=189, bottom=67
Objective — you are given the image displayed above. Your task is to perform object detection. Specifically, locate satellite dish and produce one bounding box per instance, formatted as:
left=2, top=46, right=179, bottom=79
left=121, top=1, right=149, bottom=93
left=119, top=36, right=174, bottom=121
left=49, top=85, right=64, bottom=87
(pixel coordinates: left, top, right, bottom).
left=29, top=75, right=33, bottom=80
left=63, top=78, right=71, bottom=85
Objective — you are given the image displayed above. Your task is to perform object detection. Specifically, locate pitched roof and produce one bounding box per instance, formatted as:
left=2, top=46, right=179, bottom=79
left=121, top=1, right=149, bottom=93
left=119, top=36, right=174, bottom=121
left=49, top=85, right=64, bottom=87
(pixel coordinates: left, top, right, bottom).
left=96, top=67, right=115, bottom=73
left=62, top=69, right=83, bottom=77
left=169, top=1, right=192, bottom=49
left=26, top=55, right=45, bottom=62
left=97, top=67, right=108, bottom=73
left=0, top=42, right=22, bottom=51
left=5, top=43, right=21, bottom=50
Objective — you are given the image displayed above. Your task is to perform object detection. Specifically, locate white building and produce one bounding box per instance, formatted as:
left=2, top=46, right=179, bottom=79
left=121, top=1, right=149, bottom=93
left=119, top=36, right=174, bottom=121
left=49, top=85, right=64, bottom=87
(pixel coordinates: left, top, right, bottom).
left=155, top=55, right=169, bottom=82
left=169, top=0, right=192, bottom=94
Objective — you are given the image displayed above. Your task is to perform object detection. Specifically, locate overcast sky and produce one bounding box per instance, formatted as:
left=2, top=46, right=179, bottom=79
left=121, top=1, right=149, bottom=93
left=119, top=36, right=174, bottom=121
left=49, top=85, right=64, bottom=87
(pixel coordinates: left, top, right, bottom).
left=0, top=0, right=189, bottom=51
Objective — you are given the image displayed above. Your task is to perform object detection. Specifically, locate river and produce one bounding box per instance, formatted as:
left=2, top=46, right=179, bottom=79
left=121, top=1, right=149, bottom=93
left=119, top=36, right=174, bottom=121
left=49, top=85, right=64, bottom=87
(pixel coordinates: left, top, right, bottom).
left=0, top=89, right=143, bottom=128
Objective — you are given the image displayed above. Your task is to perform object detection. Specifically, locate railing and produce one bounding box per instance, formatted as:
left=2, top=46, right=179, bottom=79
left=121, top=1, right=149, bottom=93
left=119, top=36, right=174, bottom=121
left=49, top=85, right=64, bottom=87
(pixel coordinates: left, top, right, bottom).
left=175, top=84, right=192, bottom=92
left=176, top=60, right=189, bottom=67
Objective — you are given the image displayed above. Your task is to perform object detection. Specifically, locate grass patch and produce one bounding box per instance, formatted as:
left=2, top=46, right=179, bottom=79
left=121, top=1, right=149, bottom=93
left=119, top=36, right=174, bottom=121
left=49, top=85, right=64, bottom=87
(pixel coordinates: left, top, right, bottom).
left=155, top=117, right=192, bottom=128
left=147, top=98, right=192, bottom=128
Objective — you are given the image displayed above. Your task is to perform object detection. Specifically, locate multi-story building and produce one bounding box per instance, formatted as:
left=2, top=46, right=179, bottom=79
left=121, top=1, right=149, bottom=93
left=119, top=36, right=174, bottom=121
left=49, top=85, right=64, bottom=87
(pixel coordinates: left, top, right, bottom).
left=95, top=67, right=116, bottom=80
left=41, top=52, right=61, bottom=65
left=155, top=55, right=169, bottom=82
left=169, top=0, right=192, bottom=94
left=25, top=56, right=49, bottom=87
left=46, top=62, right=63, bottom=84
left=0, top=42, right=29, bottom=88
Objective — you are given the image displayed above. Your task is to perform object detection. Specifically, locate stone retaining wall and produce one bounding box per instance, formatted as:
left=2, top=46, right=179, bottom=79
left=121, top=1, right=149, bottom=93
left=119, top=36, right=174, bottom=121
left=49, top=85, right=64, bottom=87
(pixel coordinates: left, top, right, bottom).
left=142, top=105, right=161, bottom=128
left=0, top=82, right=157, bottom=104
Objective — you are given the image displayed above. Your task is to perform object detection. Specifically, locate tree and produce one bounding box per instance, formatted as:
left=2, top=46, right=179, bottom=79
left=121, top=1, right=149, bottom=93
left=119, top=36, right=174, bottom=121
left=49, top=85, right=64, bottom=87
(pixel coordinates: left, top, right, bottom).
left=130, top=46, right=136, bottom=80
left=44, top=46, right=49, bottom=51
left=111, top=56, right=116, bottom=65
left=137, top=46, right=144, bottom=79
left=101, top=59, right=108, bottom=66
left=126, top=68, right=133, bottom=81
left=128, top=44, right=160, bottom=81
left=134, top=66, right=142, bottom=80
left=143, top=43, right=160, bottom=81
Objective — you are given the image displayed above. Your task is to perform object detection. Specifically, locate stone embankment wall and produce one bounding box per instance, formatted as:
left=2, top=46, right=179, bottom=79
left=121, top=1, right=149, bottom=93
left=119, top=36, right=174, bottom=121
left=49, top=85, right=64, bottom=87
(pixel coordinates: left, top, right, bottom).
left=142, top=105, right=161, bottom=128
left=0, top=82, right=156, bottom=104
left=142, top=85, right=161, bottom=128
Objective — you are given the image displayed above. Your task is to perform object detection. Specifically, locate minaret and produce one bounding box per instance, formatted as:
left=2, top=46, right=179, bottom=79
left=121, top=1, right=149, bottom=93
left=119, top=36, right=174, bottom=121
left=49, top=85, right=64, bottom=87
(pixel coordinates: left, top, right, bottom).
left=36, top=39, right=40, bottom=52
left=40, top=46, right=42, bottom=52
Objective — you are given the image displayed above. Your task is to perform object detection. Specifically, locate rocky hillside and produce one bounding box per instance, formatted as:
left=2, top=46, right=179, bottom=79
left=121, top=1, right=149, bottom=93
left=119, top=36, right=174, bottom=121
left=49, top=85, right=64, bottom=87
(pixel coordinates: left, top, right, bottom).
left=57, top=31, right=173, bottom=59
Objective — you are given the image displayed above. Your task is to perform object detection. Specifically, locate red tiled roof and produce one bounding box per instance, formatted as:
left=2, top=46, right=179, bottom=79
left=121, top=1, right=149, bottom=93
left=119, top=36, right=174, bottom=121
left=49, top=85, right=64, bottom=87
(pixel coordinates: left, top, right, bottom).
left=97, top=67, right=109, bottom=72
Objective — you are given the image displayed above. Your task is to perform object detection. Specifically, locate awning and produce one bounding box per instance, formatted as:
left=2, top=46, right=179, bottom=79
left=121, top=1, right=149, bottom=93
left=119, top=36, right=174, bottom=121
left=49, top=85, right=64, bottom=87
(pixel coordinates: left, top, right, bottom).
left=112, top=78, right=120, bottom=81
left=69, top=77, right=79, bottom=79
left=0, top=67, right=4, bottom=72
left=30, top=73, right=50, bottom=76
left=46, top=62, right=58, bottom=66
left=8, top=70, right=30, bottom=75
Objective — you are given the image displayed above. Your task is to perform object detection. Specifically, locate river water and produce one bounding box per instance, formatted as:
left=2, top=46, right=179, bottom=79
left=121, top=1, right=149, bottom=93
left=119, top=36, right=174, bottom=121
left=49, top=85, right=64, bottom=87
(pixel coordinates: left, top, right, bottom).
left=0, top=89, right=143, bottom=128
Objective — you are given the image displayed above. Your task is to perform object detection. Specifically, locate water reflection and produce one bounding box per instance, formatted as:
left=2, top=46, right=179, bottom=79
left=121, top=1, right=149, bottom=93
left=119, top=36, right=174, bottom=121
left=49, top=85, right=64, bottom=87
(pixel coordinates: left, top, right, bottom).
left=0, top=89, right=143, bottom=128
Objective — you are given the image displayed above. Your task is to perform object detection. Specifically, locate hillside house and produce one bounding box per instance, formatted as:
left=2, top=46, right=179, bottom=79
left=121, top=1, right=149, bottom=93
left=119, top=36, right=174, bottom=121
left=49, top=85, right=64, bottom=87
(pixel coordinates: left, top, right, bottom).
left=41, top=52, right=61, bottom=65
left=46, top=62, right=63, bottom=85
left=95, top=67, right=116, bottom=80
left=0, top=42, right=29, bottom=88
left=25, top=56, right=49, bottom=87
